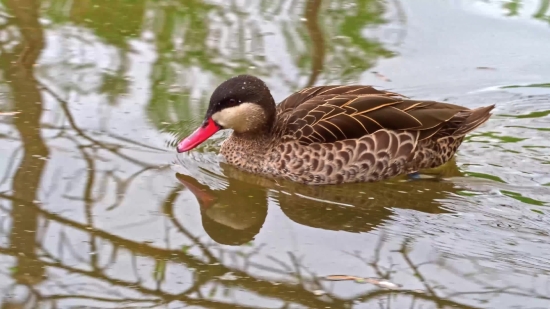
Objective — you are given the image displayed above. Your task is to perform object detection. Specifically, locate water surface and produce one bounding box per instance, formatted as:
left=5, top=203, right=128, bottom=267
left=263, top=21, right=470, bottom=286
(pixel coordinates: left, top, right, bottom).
left=1, top=0, right=550, bottom=308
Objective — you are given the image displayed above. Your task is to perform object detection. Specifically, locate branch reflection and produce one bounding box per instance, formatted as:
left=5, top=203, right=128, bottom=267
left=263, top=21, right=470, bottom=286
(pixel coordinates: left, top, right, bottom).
left=0, top=0, right=549, bottom=308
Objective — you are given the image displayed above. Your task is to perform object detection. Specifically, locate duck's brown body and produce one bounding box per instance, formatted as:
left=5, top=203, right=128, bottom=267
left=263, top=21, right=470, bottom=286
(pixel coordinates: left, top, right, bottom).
left=221, top=130, right=465, bottom=185
left=177, top=75, right=495, bottom=185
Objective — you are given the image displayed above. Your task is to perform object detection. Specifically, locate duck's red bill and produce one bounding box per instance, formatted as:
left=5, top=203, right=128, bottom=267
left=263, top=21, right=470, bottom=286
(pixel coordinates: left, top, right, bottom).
left=177, top=118, right=220, bottom=153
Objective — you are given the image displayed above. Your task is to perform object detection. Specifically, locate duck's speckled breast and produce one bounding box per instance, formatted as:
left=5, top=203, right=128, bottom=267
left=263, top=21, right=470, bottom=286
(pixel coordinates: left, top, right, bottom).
left=219, top=129, right=465, bottom=186
left=219, top=134, right=274, bottom=175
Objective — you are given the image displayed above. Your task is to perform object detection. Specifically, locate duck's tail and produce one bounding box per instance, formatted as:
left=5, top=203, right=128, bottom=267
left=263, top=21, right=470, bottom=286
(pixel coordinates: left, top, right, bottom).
left=452, top=104, right=495, bottom=137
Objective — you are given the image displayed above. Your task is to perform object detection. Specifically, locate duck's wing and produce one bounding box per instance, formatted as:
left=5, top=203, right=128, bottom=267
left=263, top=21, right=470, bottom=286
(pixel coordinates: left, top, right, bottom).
left=275, top=93, right=473, bottom=145
left=275, top=85, right=403, bottom=116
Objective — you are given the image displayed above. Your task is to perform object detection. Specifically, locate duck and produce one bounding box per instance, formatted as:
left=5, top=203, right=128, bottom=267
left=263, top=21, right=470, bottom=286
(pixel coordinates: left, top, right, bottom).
left=176, top=75, right=495, bottom=185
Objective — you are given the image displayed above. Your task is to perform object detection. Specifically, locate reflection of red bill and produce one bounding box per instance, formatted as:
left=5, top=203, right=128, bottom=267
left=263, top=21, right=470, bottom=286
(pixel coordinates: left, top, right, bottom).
left=177, top=118, right=221, bottom=152
left=175, top=173, right=216, bottom=209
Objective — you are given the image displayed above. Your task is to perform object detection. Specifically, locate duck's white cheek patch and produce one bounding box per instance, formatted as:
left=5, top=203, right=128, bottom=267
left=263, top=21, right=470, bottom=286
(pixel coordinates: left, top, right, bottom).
left=211, top=103, right=265, bottom=133
left=212, top=105, right=245, bottom=128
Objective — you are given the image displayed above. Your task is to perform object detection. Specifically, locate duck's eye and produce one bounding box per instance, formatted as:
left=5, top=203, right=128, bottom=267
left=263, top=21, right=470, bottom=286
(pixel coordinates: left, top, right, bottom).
left=228, top=99, right=236, bottom=105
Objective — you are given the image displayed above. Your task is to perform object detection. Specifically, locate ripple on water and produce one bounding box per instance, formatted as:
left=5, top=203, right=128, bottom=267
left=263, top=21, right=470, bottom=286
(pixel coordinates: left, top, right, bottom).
left=170, top=127, right=234, bottom=191
left=385, top=176, right=550, bottom=274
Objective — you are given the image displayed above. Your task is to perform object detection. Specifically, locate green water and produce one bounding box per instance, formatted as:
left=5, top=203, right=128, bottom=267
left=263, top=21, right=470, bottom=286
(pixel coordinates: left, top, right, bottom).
left=1, top=0, right=550, bottom=308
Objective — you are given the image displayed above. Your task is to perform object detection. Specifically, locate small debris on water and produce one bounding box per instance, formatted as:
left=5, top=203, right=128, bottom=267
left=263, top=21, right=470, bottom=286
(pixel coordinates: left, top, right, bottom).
left=0, top=111, right=21, bottom=116
left=324, top=275, right=358, bottom=281
left=323, top=275, right=402, bottom=289
left=372, top=279, right=401, bottom=289
left=218, top=272, right=238, bottom=281
left=371, top=71, right=391, bottom=82
left=313, top=290, right=326, bottom=296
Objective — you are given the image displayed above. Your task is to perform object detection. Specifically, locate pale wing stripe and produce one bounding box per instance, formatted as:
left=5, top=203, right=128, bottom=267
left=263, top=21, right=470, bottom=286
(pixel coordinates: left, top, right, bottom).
left=319, top=119, right=347, bottom=139
left=316, top=122, right=340, bottom=139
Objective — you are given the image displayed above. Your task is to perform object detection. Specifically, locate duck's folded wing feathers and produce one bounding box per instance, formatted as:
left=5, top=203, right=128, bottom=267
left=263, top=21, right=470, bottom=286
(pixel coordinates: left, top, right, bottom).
left=277, top=94, right=470, bottom=144
left=276, top=85, right=404, bottom=116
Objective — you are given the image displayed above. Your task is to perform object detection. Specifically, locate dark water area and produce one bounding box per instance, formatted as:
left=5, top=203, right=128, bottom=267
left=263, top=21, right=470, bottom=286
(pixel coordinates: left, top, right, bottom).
left=1, top=0, right=550, bottom=308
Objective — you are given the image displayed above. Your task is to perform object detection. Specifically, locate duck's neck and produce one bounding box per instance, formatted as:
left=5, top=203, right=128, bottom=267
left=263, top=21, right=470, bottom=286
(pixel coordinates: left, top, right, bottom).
left=220, top=129, right=273, bottom=173
left=231, top=109, right=275, bottom=145
left=230, top=128, right=273, bottom=150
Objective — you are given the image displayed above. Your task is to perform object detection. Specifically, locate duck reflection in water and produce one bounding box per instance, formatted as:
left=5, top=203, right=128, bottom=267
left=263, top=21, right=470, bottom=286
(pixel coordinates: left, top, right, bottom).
left=176, top=171, right=268, bottom=246
left=175, top=159, right=464, bottom=246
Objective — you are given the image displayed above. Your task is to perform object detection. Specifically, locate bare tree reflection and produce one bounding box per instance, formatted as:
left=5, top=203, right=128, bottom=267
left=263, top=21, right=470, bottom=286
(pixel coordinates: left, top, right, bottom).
left=1, top=0, right=550, bottom=308
left=144, top=0, right=398, bottom=139
left=304, top=0, right=325, bottom=87
left=2, top=187, right=550, bottom=308
left=1, top=0, right=48, bottom=302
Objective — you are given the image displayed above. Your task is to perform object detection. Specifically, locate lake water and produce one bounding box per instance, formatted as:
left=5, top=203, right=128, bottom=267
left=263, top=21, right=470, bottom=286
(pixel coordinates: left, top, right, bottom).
left=1, top=0, right=550, bottom=308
